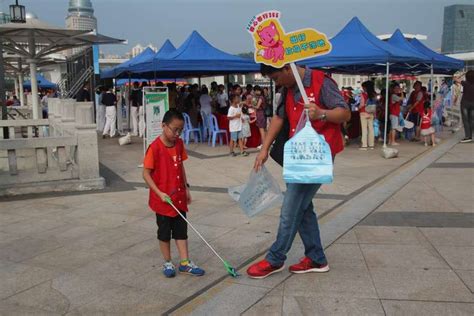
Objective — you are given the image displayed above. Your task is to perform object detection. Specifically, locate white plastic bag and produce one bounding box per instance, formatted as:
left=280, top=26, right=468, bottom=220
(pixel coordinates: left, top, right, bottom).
left=228, top=166, right=283, bottom=217
left=118, top=132, right=132, bottom=146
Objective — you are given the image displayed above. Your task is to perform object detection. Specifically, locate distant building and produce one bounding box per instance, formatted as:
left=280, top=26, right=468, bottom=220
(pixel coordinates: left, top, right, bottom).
left=65, top=0, right=98, bottom=55
left=441, top=4, right=474, bottom=54
left=131, top=44, right=157, bottom=57
left=0, top=12, right=11, bottom=24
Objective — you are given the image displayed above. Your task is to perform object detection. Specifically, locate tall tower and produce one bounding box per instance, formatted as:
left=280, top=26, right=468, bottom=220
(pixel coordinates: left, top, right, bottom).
left=441, top=4, right=474, bottom=54
left=66, top=0, right=97, bottom=55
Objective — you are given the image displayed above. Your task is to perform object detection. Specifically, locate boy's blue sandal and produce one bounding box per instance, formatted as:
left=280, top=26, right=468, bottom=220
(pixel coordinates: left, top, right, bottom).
left=163, top=262, right=176, bottom=278
left=179, top=261, right=205, bottom=276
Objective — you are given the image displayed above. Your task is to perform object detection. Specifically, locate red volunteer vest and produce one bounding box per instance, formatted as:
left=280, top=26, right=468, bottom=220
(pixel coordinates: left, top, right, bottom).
left=148, top=137, right=188, bottom=217
left=286, top=70, right=344, bottom=158
left=420, top=109, right=432, bottom=130
left=389, top=94, right=401, bottom=116
left=359, top=92, right=368, bottom=114
left=409, top=90, right=424, bottom=114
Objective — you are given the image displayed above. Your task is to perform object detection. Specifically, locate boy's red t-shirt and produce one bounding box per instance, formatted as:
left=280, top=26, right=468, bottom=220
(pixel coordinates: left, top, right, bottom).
left=144, top=144, right=188, bottom=169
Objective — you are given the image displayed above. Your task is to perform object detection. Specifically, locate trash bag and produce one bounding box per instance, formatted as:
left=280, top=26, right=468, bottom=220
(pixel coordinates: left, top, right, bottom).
left=118, top=132, right=132, bottom=146
left=228, top=166, right=283, bottom=217
left=382, top=147, right=399, bottom=159
left=283, top=117, right=333, bottom=184
left=373, top=119, right=380, bottom=138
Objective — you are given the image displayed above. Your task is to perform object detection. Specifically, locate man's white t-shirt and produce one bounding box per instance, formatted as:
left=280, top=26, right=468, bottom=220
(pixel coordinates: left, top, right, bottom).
left=227, top=106, right=242, bottom=132
left=199, top=94, right=212, bottom=115
left=217, top=92, right=228, bottom=108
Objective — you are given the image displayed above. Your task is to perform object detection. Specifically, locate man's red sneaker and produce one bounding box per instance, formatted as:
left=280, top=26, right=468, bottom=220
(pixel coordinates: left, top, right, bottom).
left=289, top=257, right=330, bottom=274
left=247, top=259, right=284, bottom=279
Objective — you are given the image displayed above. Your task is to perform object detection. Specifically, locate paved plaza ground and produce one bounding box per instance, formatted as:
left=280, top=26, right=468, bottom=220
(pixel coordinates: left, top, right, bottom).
left=0, top=130, right=472, bottom=315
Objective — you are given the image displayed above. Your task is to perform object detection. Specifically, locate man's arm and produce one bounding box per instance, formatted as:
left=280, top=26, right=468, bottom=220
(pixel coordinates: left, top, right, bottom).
left=308, top=77, right=351, bottom=123
left=254, top=115, right=284, bottom=171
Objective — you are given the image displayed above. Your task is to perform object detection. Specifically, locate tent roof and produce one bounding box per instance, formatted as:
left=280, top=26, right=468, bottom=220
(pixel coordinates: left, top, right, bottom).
left=409, top=38, right=464, bottom=70
left=134, top=31, right=259, bottom=76
left=302, top=17, right=424, bottom=72
left=23, top=74, right=56, bottom=89
left=101, top=47, right=155, bottom=78
left=101, top=40, right=177, bottom=79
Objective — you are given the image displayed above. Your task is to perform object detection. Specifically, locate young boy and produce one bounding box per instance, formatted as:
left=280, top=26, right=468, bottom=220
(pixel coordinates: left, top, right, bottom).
left=143, top=109, right=205, bottom=278
left=227, top=94, right=249, bottom=157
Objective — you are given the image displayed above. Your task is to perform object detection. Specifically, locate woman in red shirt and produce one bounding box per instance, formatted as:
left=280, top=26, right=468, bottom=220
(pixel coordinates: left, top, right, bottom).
left=389, top=83, right=403, bottom=146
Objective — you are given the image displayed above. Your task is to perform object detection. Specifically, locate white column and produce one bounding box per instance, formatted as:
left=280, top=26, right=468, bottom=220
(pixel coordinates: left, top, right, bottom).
left=13, top=76, right=19, bottom=98
left=28, top=34, right=39, bottom=119
left=383, top=62, right=390, bottom=148
left=29, top=60, right=39, bottom=119
left=18, top=73, right=24, bottom=107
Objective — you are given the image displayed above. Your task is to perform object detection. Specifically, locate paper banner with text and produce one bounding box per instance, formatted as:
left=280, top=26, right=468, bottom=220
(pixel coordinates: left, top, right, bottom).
left=246, top=10, right=331, bottom=68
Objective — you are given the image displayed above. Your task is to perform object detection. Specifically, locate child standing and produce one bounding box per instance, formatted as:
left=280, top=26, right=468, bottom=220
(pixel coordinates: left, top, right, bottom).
left=420, top=101, right=436, bottom=147
left=143, top=109, right=205, bottom=278
left=228, top=95, right=249, bottom=156
left=241, top=105, right=256, bottom=149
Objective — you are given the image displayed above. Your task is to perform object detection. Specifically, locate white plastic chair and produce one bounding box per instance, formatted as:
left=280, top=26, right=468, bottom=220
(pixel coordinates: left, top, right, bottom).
left=208, top=114, right=228, bottom=147
left=182, top=112, right=202, bottom=144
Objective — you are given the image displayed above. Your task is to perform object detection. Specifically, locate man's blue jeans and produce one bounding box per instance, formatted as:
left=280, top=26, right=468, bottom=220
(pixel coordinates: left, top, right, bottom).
left=266, top=183, right=327, bottom=267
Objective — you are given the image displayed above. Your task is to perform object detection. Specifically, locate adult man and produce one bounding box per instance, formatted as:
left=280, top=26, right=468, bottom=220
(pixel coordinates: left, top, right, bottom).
left=407, top=81, right=425, bottom=141
left=76, top=84, right=91, bottom=102
left=102, top=87, right=117, bottom=138
left=216, top=84, right=228, bottom=114
left=129, top=81, right=143, bottom=136
left=247, top=64, right=350, bottom=279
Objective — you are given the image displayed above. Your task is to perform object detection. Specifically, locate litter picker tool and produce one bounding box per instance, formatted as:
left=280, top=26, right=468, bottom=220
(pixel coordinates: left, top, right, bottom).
left=164, top=197, right=239, bottom=278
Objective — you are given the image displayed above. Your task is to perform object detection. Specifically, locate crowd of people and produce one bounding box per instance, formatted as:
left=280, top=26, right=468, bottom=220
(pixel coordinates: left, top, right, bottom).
left=110, top=80, right=277, bottom=152
left=341, top=72, right=474, bottom=149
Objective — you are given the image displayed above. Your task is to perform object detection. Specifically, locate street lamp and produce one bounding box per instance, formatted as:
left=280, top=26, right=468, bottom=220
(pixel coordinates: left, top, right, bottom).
left=9, top=0, right=26, bottom=23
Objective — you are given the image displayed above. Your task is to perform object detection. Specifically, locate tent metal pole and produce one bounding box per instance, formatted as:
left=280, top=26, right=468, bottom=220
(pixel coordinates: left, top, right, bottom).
left=430, top=64, right=434, bottom=107
left=128, top=72, right=131, bottom=131
left=383, top=62, right=390, bottom=148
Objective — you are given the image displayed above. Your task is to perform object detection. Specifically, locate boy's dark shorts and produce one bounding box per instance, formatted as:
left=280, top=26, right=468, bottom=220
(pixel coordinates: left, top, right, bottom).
left=156, top=212, right=188, bottom=242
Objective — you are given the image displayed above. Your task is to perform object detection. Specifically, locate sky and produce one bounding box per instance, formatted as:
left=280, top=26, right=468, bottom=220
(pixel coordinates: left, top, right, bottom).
left=2, top=0, right=473, bottom=56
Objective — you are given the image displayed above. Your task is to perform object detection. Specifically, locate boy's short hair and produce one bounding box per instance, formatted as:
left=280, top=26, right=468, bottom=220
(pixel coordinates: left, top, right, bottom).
left=162, top=109, right=184, bottom=124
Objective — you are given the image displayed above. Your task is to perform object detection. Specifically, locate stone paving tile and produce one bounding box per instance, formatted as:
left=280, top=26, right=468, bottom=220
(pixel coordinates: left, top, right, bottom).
left=381, top=300, right=474, bottom=316
left=24, top=245, right=115, bottom=273
left=420, top=228, right=474, bottom=247
left=334, top=230, right=358, bottom=244
left=242, top=294, right=283, bottom=316
left=360, top=244, right=449, bottom=269
left=170, top=282, right=270, bottom=316
left=456, top=270, right=474, bottom=293
left=0, top=301, right=60, bottom=316
left=369, top=267, right=474, bottom=302
left=67, top=285, right=184, bottom=315
left=283, top=265, right=378, bottom=299
left=435, top=246, right=474, bottom=270
left=353, top=226, right=429, bottom=245
left=281, top=296, right=385, bottom=316
left=71, top=253, right=157, bottom=287
left=0, top=236, right=63, bottom=263
left=0, top=263, right=58, bottom=299
left=2, top=273, right=120, bottom=314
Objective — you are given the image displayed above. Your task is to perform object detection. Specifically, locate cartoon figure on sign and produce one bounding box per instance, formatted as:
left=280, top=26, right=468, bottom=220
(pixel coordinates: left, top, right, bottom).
left=257, top=22, right=284, bottom=63
left=247, top=10, right=332, bottom=68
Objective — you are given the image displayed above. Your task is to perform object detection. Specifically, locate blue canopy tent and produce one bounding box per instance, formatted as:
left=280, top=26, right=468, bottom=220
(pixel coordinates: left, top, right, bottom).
left=302, top=17, right=425, bottom=74
left=410, top=37, right=464, bottom=71
left=302, top=17, right=428, bottom=147
left=101, top=47, right=155, bottom=79
left=23, top=74, right=56, bottom=89
left=132, top=31, right=260, bottom=77
left=129, top=39, right=177, bottom=75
